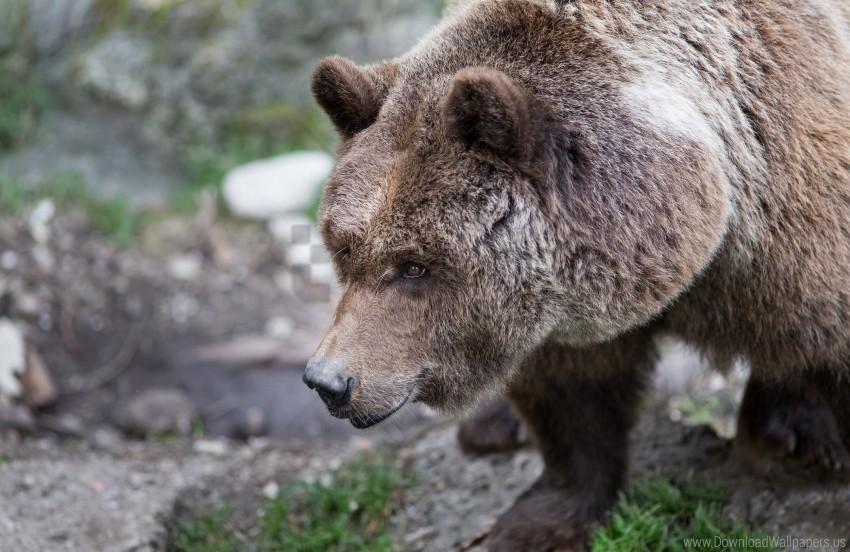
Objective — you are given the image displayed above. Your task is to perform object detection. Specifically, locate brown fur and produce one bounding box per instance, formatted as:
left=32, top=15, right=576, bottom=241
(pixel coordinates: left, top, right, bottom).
left=457, top=396, right=527, bottom=454
left=306, top=0, right=850, bottom=548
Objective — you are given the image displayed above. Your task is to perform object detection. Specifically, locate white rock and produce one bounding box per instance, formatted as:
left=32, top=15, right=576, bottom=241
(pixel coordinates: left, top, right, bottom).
left=28, top=199, right=55, bottom=244
left=265, top=316, right=294, bottom=339
left=168, top=252, right=203, bottom=281
left=193, top=439, right=229, bottom=456
left=222, top=151, right=332, bottom=219
left=261, top=481, right=280, bottom=500
left=0, top=319, right=26, bottom=398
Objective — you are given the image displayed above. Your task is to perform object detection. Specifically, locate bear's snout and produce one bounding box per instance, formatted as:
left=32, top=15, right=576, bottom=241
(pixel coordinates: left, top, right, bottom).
left=303, top=358, right=355, bottom=413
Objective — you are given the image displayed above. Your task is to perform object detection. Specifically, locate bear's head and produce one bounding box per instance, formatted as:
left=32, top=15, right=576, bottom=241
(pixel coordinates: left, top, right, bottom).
left=304, top=0, right=730, bottom=427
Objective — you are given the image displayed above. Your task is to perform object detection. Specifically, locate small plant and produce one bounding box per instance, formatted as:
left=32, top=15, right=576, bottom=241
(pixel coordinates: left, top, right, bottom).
left=87, top=195, right=137, bottom=246
left=169, top=454, right=404, bottom=552
left=0, top=172, right=139, bottom=246
left=170, top=506, right=238, bottom=552
left=591, top=476, right=777, bottom=552
left=260, top=455, right=400, bottom=551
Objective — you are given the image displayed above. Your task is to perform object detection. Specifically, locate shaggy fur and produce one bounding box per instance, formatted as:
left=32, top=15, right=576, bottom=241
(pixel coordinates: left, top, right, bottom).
left=307, top=0, right=850, bottom=548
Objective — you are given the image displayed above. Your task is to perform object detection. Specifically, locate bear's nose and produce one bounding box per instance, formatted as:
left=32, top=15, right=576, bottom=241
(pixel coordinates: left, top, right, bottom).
left=303, top=359, right=355, bottom=410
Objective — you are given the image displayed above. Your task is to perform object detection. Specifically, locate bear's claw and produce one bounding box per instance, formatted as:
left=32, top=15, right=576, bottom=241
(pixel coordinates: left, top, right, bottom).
left=738, top=378, right=850, bottom=474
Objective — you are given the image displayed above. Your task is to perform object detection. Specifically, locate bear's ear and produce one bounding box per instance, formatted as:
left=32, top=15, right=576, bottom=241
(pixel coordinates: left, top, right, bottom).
left=312, top=56, right=395, bottom=138
left=442, top=67, right=533, bottom=160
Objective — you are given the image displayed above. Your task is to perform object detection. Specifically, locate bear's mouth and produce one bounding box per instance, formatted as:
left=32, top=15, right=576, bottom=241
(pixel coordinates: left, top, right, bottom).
left=347, top=387, right=415, bottom=429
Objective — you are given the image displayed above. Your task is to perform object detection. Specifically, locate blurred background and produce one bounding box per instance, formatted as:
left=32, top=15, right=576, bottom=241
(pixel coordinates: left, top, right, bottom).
left=0, top=0, right=448, bottom=443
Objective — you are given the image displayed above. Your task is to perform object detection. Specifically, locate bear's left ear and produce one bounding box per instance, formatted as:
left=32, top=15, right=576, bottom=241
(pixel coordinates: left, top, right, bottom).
left=312, top=56, right=397, bottom=138
left=442, top=67, right=534, bottom=161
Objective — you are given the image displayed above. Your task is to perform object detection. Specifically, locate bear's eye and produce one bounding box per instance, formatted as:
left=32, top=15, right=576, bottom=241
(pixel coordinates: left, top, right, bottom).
left=401, top=262, right=427, bottom=279
left=335, top=248, right=351, bottom=263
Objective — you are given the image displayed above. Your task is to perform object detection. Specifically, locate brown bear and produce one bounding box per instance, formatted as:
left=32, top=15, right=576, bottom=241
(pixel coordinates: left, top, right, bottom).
left=303, top=0, right=850, bottom=549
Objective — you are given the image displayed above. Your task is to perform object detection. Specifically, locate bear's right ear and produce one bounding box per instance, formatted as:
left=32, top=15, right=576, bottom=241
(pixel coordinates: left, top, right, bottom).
left=442, top=67, right=534, bottom=161
left=311, top=56, right=395, bottom=138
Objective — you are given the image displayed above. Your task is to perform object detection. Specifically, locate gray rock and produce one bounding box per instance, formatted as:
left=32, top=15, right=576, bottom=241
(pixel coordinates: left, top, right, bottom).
left=1, top=109, right=185, bottom=207
left=26, top=0, right=93, bottom=54
left=13, top=0, right=442, bottom=209
left=117, top=388, right=196, bottom=437
left=71, top=0, right=436, bottom=153
left=0, top=401, right=34, bottom=431
left=78, top=32, right=153, bottom=110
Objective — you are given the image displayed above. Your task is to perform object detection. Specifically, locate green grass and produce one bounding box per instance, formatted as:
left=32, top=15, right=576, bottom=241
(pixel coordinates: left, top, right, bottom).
left=0, top=60, right=46, bottom=152
left=169, top=454, right=404, bottom=552
left=170, top=506, right=239, bottom=552
left=0, top=172, right=139, bottom=246
left=591, top=476, right=777, bottom=552
left=172, top=464, right=775, bottom=552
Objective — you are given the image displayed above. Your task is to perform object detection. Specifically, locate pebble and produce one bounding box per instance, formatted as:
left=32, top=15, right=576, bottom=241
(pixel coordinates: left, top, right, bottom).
left=168, top=252, right=203, bottom=281
left=261, top=481, right=279, bottom=500
left=0, top=251, right=17, bottom=271
left=117, top=388, right=196, bottom=437
left=193, top=439, right=229, bottom=456
left=264, top=316, right=294, bottom=339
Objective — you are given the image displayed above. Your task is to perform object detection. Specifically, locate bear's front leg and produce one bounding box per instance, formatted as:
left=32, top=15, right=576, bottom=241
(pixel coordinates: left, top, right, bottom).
left=488, top=329, right=657, bottom=552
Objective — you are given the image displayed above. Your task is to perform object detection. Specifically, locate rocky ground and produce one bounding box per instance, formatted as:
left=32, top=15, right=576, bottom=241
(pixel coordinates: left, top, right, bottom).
left=4, top=411, right=850, bottom=551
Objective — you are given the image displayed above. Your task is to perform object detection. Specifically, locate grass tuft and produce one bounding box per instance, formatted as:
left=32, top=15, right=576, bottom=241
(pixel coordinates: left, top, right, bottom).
left=591, top=476, right=777, bottom=552
left=170, top=506, right=238, bottom=552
